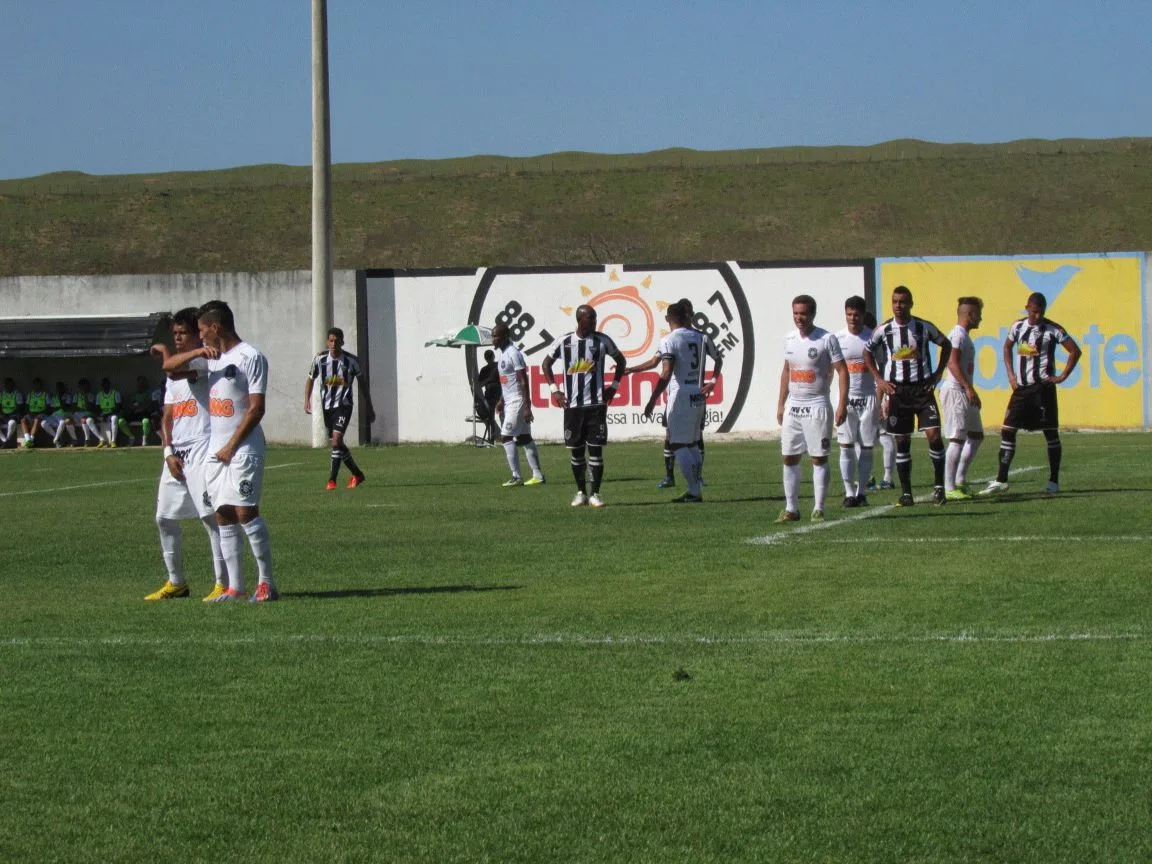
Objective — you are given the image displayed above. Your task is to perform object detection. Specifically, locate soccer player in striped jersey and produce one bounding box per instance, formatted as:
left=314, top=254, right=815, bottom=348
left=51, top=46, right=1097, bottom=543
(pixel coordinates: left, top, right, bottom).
left=980, top=292, right=1081, bottom=496
left=641, top=302, right=719, bottom=503
left=834, top=296, right=878, bottom=507
left=941, top=297, right=985, bottom=500
left=146, top=307, right=227, bottom=601
left=627, top=297, right=722, bottom=489
left=541, top=304, right=627, bottom=508
left=305, top=327, right=375, bottom=490
left=776, top=295, right=849, bottom=522
left=865, top=285, right=952, bottom=507
left=491, top=322, right=545, bottom=487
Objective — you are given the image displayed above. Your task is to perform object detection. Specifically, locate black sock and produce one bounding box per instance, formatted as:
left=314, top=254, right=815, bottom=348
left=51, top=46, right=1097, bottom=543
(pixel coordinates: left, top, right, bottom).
left=588, top=445, right=605, bottom=494
left=1044, top=429, right=1062, bottom=483
left=569, top=447, right=587, bottom=493
left=896, top=438, right=912, bottom=494
left=929, top=443, right=945, bottom=487
left=329, top=448, right=342, bottom=482
left=663, top=446, right=674, bottom=479
left=997, top=429, right=1017, bottom=483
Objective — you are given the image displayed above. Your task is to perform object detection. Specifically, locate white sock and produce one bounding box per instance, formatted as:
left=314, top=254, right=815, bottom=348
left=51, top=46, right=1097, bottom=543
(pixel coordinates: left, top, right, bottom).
left=242, top=517, right=274, bottom=586
left=83, top=417, right=100, bottom=441
left=945, top=441, right=963, bottom=492
left=813, top=461, right=830, bottom=511
left=523, top=440, right=543, bottom=480
left=880, top=434, right=895, bottom=480
left=783, top=463, right=801, bottom=512
left=0, top=419, right=10, bottom=443
left=675, top=445, right=702, bottom=496
left=201, top=516, right=226, bottom=584
left=52, top=421, right=66, bottom=443
left=503, top=440, right=521, bottom=480
left=857, top=447, right=874, bottom=496
left=156, top=517, right=185, bottom=585
left=958, top=437, right=982, bottom=486
left=106, top=416, right=118, bottom=444
left=218, top=523, right=245, bottom=593
left=838, top=447, right=857, bottom=497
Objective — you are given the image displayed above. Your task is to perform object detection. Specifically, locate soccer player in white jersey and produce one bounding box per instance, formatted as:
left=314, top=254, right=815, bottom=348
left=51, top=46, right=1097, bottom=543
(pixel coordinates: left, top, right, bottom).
left=164, top=300, right=276, bottom=603
left=642, top=302, right=718, bottom=503
left=940, top=297, right=985, bottom=500
left=776, top=295, right=849, bottom=522
left=491, top=321, right=545, bottom=487
left=627, top=297, right=722, bottom=489
left=145, top=307, right=227, bottom=601
left=834, top=296, right=878, bottom=508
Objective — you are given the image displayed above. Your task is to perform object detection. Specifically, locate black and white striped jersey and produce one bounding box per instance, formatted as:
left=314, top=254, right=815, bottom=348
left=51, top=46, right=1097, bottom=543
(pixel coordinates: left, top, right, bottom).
left=867, top=316, right=947, bottom=384
left=308, top=350, right=362, bottom=410
left=547, top=331, right=625, bottom=408
left=1006, top=317, right=1069, bottom=385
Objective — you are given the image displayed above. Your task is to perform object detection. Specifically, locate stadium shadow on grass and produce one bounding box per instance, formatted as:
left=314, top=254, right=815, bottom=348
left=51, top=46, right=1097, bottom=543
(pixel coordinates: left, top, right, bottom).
left=282, top=584, right=521, bottom=600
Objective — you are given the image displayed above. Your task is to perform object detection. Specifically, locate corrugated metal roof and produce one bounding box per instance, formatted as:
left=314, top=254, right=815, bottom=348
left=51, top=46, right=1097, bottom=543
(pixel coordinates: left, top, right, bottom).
left=0, top=313, right=167, bottom=358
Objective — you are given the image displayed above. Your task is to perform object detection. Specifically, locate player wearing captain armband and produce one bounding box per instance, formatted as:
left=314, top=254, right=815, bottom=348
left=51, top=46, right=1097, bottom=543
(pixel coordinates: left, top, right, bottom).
left=776, top=295, right=849, bottom=523
left=145, top=307, right=227, bottom=601
left=163, top=300, right=276, bottom=603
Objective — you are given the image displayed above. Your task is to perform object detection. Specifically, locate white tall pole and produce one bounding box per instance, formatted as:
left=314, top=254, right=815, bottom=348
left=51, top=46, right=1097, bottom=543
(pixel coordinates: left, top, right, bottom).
left=311, top=0, right=333, bottom=447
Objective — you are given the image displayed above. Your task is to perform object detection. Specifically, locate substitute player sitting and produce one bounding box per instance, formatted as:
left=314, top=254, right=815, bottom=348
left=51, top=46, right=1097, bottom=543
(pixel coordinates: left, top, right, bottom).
left=776, top=295, right=849, bottom=522
left=491, top=321, right=545, bottom=487
left=641, top=302, right=718, bottom=503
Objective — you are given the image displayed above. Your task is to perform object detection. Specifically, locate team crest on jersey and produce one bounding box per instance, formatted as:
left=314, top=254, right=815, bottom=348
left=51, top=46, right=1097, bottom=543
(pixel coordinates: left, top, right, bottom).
left=807, top=347, right=818, bottom=360
left=224, top=365, right=238, bottom=380
left=239, top=480, right=253, bottom=496
left=202, top=490, right=212, bottom=508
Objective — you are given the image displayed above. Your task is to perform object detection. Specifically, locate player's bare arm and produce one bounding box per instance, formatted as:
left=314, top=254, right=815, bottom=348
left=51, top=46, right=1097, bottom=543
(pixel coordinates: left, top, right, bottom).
left=606, top=348, right=627, bottom=401
left=626, top=351, right=661, bottom=375
left=642, top=358, right=674, bottom=419
left=947, top=343, right=981, bottom=407
left=162, top=345, right=218, bottom=373
left=777, top=361, right=790, bottom=426
left=216, top=393, right=265, bottom=464
left=1050, top=335, right=1083, bottom=384
left=303, top=376, right=313, bottom=414
left=160, top=403, right=185, bottom=482
left=516, top=369, right=533, bottom=423
left=930, top=336, right=952, bottom=387
left=833, top=358, right=849, bottom=427
left=1002, top=338, right=1018, bottom=390
left=864, top=349, right=894, bottom=397
left=541, top=355, right=565, bottom=408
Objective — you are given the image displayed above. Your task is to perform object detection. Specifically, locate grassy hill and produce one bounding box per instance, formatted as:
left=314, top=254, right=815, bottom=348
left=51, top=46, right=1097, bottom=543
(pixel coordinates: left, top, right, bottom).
left=2, top=138, right=1150, bottom=276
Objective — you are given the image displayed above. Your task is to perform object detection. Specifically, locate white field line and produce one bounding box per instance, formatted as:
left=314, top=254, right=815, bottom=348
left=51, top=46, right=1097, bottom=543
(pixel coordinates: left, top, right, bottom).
left=745, top=466, right=1044, bottom=546
left=0, top=629, right=1143, bottom=649
left=823, top=535, right=1152, bottom=544
left=0, top=461, right=302, bottom=498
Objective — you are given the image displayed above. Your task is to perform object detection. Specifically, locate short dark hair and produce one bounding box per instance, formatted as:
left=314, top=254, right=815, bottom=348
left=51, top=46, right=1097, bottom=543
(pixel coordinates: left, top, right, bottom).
left=172, top=306, right=200, bottom=331
left=864, top=311, right=877, bottom=329
left=1026, top=292, right=1047, bottom=311
left=957, top=296, right=984, bottom=310
left=197, top=299, right=235, bottom=333
left=844, top=295, right=866, bottom=313
left=677, top=297, right=695, bottom=317
left=328, top=327, right=344, bottom=341
left=892, top=285, right=913, bottom=301
left=665, top=301, right=687, bottom=324
left=792, top=294, right=817, bottom=316
left=483, top=349, right=495, bottom=362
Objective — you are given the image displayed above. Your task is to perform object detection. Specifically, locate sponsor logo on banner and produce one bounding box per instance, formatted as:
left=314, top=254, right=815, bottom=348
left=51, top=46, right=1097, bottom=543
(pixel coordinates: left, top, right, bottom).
left=877, top=254, right=1144, bottom=427
left=466, top=264, right=755, bottom=432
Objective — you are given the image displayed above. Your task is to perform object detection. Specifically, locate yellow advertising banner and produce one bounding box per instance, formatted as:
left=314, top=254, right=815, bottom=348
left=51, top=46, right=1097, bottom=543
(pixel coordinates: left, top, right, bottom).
left=876, top=254, right=1145, bottom=428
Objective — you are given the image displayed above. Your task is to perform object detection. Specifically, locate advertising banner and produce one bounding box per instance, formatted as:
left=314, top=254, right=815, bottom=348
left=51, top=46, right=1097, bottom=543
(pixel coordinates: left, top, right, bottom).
left=876, top=254, right=1145, bottom=428
left=366, top=263, right=869, bottom=443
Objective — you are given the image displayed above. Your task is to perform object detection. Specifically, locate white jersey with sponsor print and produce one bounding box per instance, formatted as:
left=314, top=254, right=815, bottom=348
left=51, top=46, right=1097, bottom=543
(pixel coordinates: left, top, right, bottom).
left=783, top=327, right=843, bottom=405
left=835, top=327, right=876, bottom=399
left=659, top=327, right=709, bottom=398
left=496, top=343, right=527, bottom=403
left=164, top=373, right=211, bottom=460
left=942, top=324, right=975, bottom=392
left=203, top=342, right=268, bottom=458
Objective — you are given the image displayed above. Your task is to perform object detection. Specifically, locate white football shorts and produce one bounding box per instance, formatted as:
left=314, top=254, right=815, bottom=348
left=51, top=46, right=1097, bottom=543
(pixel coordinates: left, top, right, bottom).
left=836, top=394, right=879, bottom=447
left=205, top=453, right=264, bottom=509
left=156, top=457, right=213, bottom=520
left=941, top=386, right=983, bottom=439
left=781, top=400, right=832, bottom=457
left=666, top=388, right=705, bottom=445
left=499, top=398, right=532, bottom=438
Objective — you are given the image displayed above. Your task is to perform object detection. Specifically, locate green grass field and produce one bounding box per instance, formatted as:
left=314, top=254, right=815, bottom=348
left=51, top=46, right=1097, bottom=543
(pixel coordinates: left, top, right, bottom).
left=3, top=435, right=1150, bottom=863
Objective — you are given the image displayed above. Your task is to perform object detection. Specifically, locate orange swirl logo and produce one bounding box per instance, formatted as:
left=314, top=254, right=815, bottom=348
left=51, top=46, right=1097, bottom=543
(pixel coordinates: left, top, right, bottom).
left=587, top=285, right=655, bottom=360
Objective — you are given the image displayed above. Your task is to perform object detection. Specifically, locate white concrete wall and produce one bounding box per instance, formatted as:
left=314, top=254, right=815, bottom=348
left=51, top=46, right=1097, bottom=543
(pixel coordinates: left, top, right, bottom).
left=0, top=271, right=359, bottom=443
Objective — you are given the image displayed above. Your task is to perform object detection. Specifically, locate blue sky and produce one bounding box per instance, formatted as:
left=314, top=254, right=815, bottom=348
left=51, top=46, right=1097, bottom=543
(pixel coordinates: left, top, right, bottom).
left=2, top=0, right=1150, bottom=179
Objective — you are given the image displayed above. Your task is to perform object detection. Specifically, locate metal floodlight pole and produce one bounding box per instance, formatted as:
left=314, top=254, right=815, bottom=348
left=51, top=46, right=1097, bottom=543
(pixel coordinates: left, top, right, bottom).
left=311, top=0, right=333, bottom=447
